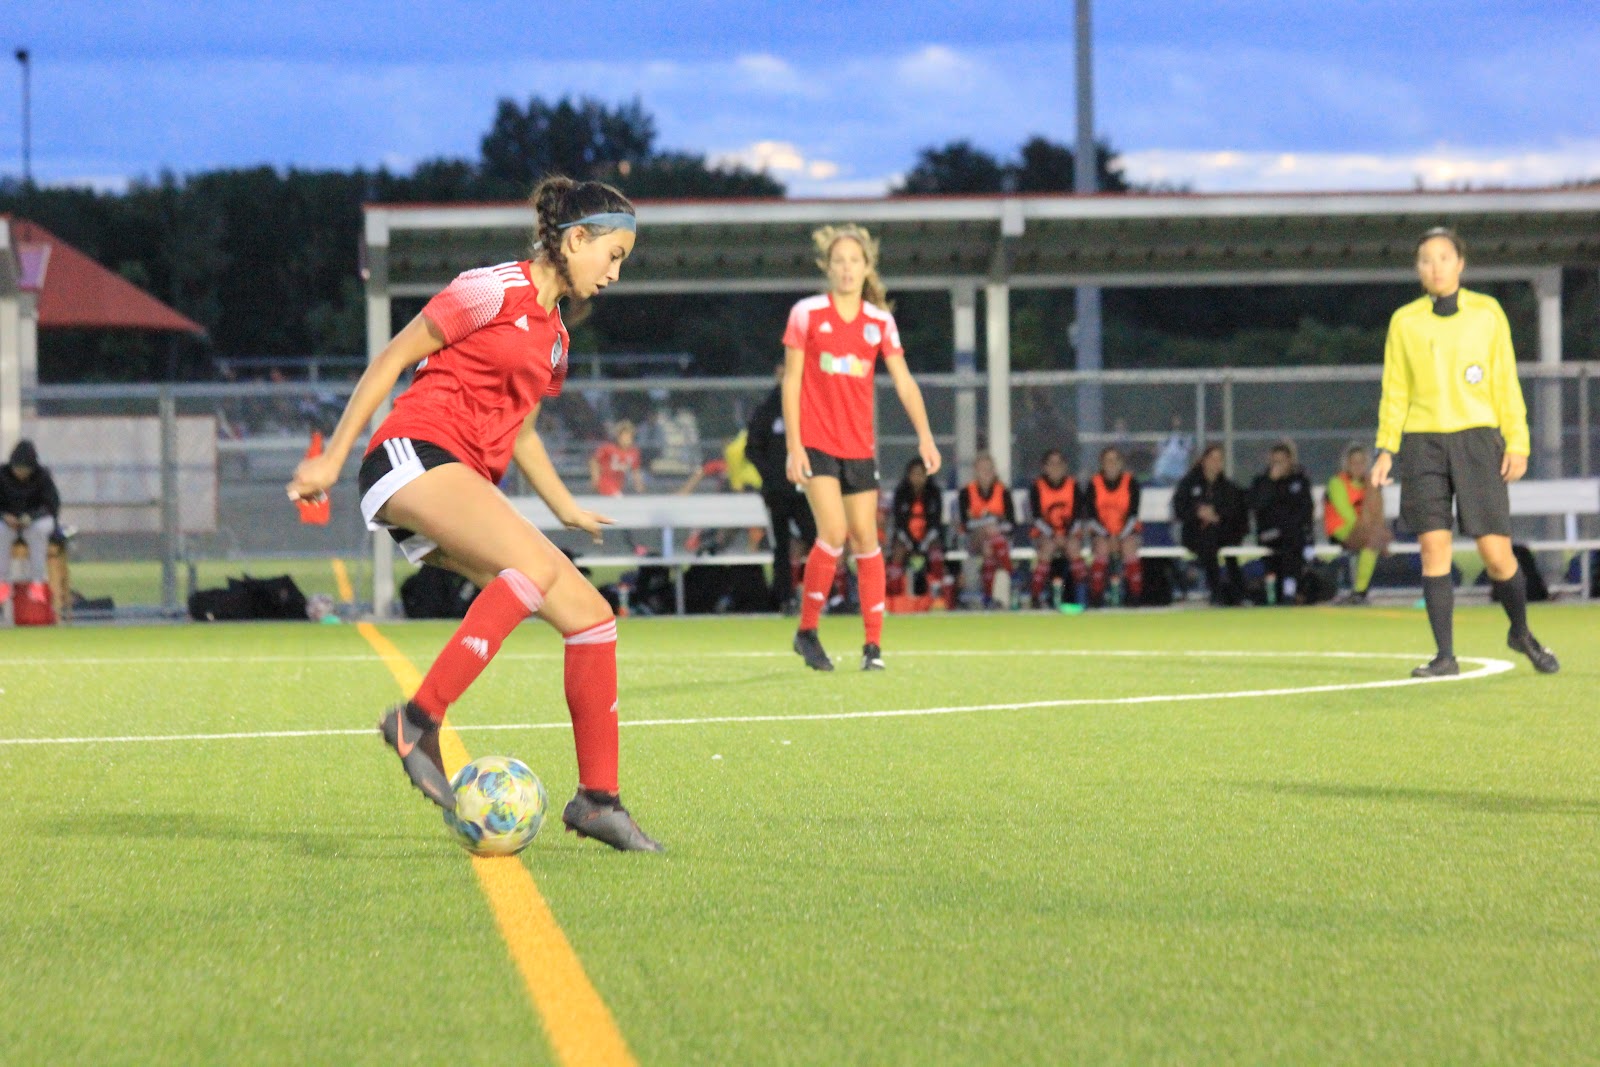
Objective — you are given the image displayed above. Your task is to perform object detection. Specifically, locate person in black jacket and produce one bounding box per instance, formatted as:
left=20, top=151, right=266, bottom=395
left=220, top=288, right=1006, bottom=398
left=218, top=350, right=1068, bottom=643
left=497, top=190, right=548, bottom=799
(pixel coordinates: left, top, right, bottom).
left=1249, top=441, right=1315, bottom=604
left=887, top=457, right=948, bottom=601
left=1, top=440, right=61, bottom=604
left=744, top=365, right=816, bottom=610
left=1173, top=444, right=1248, bottom=605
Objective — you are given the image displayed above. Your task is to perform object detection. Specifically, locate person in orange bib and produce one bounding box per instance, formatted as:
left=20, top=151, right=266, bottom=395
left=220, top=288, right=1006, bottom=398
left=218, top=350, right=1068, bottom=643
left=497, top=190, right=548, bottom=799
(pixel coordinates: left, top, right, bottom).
left=1028, top=449, right=1085, bottom=607
left=1324, top=444, right=1390, bottom=604
left=1082, top=446, right=1143, bottom=606
left=887, top=457, right=948, bottom=602
left=957, top=451, right=1015, bottom=607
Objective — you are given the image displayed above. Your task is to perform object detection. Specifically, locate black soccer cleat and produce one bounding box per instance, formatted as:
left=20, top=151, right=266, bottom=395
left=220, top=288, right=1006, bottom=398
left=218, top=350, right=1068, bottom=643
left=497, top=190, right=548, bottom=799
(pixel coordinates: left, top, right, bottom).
left=379, top=701, right=455, bottom=812
left=861, top=643, right=886, bottom=671
left=1410, top=654, right=1460, bottom=678
left=793, top=628, right=834, bottom=671
left=1508, top=629, right=1560, bottom=674
left=562, top=789, right=665, bottom=852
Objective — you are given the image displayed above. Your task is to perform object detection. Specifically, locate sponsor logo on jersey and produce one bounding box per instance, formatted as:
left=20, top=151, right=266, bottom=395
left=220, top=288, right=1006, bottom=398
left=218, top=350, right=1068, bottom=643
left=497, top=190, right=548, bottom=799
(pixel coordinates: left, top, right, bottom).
left=862, top=323, right=882, bottom=345
left=551, top=339, right=564, bottom=369
left=515, top=315, right=529, bottom=331
left=818, top=321, right=833, bottom=333
left=1465, top=363, right=1484, bottom=384
left=819, top=351, right=872, bottom=378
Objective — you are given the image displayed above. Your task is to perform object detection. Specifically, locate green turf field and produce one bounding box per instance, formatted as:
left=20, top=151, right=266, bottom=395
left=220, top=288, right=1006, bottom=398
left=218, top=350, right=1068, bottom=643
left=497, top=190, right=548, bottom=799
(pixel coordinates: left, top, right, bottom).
left=2, top=604, right=1596, bottom=1065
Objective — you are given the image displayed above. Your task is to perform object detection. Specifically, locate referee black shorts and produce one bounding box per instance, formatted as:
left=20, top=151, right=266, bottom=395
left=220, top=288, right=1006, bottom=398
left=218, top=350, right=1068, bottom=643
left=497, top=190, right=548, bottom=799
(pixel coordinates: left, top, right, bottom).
left=1397, top=427, right=1512, bottom=538
left=804, top=447, right=879, bottom=495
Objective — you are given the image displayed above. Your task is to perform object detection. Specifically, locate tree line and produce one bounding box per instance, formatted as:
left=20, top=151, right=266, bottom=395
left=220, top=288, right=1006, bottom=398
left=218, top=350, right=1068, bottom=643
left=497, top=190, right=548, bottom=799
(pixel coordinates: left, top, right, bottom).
left=1, top=94, right=1588, bottom=382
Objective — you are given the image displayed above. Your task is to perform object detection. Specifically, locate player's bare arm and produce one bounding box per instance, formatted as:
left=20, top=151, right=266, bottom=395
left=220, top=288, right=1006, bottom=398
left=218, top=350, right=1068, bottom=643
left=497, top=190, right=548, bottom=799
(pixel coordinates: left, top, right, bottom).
left=781, top=344, right=810, bottom=483
left=885, top=352, right=940, bottom=475
left=513, top=405, right=612, bottom=543
left=286, top=314, right=445, bottom=502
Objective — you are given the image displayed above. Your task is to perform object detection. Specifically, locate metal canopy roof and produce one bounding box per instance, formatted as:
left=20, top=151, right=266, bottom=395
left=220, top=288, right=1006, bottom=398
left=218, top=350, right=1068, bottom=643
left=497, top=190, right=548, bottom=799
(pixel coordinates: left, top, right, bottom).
left=364, top=188, right=1600, bottom=298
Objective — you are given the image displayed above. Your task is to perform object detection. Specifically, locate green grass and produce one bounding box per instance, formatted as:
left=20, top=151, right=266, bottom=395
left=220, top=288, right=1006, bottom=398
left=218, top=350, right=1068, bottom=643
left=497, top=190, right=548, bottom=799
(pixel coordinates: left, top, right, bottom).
left=2, top=605, right=1597, bottom=1064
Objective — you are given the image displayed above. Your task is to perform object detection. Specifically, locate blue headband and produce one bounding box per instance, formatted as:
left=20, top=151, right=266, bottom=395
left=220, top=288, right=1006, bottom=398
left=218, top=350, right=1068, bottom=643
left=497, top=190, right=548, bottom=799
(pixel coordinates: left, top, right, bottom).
left=558, top=212, right=637, bottom=233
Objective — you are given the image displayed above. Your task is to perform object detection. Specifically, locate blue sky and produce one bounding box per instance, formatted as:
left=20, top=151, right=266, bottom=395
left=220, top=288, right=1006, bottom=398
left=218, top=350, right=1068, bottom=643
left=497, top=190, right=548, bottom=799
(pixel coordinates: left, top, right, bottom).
left=5, top=0, right=1598, bottom=195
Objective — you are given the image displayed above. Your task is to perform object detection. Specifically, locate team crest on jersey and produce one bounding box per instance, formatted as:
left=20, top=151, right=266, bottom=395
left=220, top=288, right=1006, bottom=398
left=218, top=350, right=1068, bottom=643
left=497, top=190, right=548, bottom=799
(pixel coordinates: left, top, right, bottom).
left=551, top=339, right=564, bottom=369
left=1464, top=363, right=1484, bottom=385
left=863, top=323, right=882, bottom=345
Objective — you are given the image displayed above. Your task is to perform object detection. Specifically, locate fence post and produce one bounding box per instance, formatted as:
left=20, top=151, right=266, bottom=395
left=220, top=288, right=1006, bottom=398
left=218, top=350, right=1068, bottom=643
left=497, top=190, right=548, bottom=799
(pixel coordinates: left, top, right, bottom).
left=1580, top=365, right=1591, bottom=480
left=1221, top=373, right=1235, bottom=475
left=1194, top=381, right=1206, bottom=449
left=159, top=386, right=180, bottom=613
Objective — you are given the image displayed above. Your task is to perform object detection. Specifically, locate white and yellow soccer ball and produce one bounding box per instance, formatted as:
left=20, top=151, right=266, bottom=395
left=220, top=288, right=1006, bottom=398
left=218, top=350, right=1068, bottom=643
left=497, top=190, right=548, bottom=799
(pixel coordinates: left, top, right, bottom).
left=443, top=756, right=548, bottom=856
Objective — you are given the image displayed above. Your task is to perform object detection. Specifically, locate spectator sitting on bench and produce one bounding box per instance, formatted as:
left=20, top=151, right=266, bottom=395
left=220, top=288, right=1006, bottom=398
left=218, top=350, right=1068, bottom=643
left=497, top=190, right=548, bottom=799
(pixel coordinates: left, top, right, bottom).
left=1324, top=444, right=1391, bottom=605
left=1249, top=440, right=1315, bottom=605
left=1174, top=443, right=1248, bottom=605
left=1, top=440, right=61, bottom=608
left=887, top=456, right=950, bottom=604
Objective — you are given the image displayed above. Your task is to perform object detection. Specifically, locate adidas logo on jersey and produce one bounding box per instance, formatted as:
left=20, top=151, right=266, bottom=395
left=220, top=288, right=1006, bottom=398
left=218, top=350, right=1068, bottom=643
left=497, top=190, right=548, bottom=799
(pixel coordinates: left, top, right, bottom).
left=515, top=315, right=529, bottom=331
left=460, top=635, right=491, bottom=660
left=818, top=321, right=833, bottom=333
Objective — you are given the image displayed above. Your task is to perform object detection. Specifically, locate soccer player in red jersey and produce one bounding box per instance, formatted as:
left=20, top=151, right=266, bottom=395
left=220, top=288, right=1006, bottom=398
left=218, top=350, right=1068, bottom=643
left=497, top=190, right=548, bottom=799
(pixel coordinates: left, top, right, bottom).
left=1083, top=446, right=1144, bottom=606
left=1028, top=449, right=1085, bottom=607
left=590, top=419, right=644, bottom=496
left=783, top=223, right=940, bottom=671
left=286, top=177, right=662, bottom=851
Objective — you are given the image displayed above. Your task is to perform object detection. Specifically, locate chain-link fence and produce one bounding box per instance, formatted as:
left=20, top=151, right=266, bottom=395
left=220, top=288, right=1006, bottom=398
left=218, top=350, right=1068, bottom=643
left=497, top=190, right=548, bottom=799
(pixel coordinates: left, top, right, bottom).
left=18, top=361, right=1599, bottom=615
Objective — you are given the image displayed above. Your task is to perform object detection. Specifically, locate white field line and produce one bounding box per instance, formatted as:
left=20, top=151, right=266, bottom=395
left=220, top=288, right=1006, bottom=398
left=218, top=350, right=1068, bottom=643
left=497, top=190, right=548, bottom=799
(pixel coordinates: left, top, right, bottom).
left=0, top=648, right=1512, bottom=667
left=0, top=652, right=1514, bottom=747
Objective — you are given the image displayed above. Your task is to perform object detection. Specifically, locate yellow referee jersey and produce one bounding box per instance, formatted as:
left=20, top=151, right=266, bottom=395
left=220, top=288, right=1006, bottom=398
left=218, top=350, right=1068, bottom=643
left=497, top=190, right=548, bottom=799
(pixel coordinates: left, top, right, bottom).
left=1375, top=288, right=1530, bottom=455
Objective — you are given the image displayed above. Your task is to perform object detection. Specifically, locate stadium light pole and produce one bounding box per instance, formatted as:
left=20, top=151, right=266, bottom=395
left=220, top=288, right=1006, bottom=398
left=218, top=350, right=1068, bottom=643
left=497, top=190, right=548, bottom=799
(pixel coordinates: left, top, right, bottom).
left=14, top=48, right=29, bottom=185
left=1073, top=0, right=1104, bottom=448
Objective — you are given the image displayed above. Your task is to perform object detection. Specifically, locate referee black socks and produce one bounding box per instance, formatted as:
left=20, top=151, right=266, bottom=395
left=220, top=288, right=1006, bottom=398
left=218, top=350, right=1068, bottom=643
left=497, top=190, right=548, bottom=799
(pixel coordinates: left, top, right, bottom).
left=1421, top=574, right=1454, bottom=657
left=1493, top=567, right=1531, bottom=638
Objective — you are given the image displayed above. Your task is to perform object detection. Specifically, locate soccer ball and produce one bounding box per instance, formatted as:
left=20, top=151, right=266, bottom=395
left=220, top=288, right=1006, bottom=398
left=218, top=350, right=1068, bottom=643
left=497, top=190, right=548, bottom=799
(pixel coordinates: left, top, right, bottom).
left=443, top=756, right=548, bottom=856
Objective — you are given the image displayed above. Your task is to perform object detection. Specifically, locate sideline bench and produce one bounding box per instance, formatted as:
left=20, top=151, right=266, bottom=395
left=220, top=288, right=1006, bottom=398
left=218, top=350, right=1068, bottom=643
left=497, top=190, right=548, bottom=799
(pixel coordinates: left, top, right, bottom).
left=512, top=493, right=772, bottom=614
left=511, top=479, right=1600, bottom=612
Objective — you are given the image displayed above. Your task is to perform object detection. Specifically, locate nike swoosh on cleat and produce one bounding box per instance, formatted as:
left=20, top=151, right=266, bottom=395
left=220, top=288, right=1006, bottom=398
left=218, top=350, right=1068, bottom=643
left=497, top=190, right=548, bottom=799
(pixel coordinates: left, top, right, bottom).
left=394, top=714, right=416, bottom=758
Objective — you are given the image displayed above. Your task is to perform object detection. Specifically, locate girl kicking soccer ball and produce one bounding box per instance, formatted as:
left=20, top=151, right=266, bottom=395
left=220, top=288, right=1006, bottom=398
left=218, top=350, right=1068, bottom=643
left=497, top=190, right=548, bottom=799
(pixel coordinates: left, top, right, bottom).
left=287, top=177, right=663, bottom=851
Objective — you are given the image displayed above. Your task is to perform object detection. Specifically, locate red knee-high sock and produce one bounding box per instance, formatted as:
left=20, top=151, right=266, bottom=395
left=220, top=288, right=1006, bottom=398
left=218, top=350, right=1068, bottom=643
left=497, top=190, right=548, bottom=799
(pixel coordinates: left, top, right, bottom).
left=1032, top=558, right=1052, bottom=602
left=413, top=569, right=544, bottom=723
left=564, top=618, right=620, bottom=794
left=857, top=547, right=886, bottom=645
left=1089, top=559, right=1108, bottom=601
left=1123, top=556, right=1144, bottom=599
left=799, top=540, right=843, bottom=630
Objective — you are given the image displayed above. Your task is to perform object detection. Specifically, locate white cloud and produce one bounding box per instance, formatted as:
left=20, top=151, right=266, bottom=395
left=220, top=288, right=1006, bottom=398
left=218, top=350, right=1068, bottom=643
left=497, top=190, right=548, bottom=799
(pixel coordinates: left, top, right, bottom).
left=1122, top=141, right=1600, bottom=193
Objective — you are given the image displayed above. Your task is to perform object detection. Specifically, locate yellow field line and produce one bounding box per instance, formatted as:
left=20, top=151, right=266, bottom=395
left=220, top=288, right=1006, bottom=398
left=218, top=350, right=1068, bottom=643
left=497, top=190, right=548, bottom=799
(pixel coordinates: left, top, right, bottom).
left=331, top=559, right=355, bottom=603
left=355, top=622, right=637, bottom=1067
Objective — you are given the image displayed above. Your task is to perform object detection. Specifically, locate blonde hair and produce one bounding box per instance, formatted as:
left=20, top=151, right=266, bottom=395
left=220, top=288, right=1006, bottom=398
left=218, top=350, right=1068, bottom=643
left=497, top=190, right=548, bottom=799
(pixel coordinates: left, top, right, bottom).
left=812, top=223, right=891, bottom=311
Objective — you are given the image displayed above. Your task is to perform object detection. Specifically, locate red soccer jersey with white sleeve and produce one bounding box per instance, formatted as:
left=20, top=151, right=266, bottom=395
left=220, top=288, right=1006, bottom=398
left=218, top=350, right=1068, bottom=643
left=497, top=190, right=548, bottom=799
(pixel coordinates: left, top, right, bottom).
left=369, top=261, right=570, bottom=483
left=782, top=293, right=903, bottom=460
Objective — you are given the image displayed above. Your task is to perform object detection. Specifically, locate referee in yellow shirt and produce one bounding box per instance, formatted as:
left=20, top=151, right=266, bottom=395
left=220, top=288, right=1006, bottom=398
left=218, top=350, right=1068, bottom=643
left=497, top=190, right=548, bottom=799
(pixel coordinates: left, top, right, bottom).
left=1371, top=227, right=1559, bottom=677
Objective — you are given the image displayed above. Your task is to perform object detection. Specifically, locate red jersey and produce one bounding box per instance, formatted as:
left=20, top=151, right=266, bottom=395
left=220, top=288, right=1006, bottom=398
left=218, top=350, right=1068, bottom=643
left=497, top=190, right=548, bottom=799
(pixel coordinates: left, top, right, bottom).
left=592, top=442, right=641, bottom=496
left=783, top=293, right=903, bottom=460
left=370, top=261, right=569, bottom=483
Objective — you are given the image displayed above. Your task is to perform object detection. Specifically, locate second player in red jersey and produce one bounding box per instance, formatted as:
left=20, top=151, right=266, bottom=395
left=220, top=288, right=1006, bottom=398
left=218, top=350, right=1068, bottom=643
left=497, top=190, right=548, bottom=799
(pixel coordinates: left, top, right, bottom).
left=287, top=176, right=663, bottom=852
left=782, top=223, right=940, bottom=672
